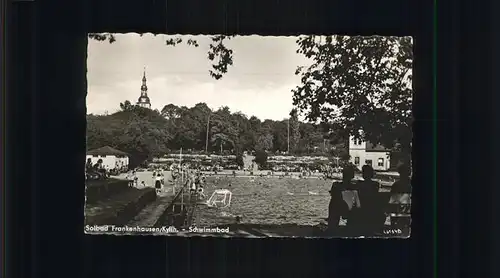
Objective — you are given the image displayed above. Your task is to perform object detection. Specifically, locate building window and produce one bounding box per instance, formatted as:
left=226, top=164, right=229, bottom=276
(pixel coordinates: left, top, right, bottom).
left=378, top=158, right=384, bottom=167
left=354, top=157, right=360, bottom=165
left=365, top=159, right=372, bottom=166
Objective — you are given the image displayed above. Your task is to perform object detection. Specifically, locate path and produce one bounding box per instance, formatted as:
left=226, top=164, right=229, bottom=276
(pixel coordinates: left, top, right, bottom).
left=127, top=196, right=174, bottom=227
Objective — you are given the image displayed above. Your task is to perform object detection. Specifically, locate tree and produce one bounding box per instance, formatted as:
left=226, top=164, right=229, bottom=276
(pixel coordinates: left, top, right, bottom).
left=330, top=142, right=350, bottom=161
left=226, top=112, right=253, bottom=157
left=299, top=123, right=324, bottom=153
left=160, top=103, right=182, bottom=119
left=211, top=133, right=233, bottom=153
left=254, top=150, right=268, bottom=168
left=190, top=103, right=212, bottom=149
left=87, top=106, right=172, bottom=168
left=119, top=100, right=134, bottom=111
left=208, top=106, right=238, bottom=153
left=272, top=121, right=288, bottom=153
left=292, top=36, right=413, bottom=163
left=235, top=153, right=244, bottom=168
left=256, top=134, right=274, bottom=151
left=289, top=109, right=301, bottom=154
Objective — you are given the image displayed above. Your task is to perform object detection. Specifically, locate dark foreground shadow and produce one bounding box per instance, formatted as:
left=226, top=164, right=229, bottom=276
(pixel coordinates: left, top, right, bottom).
left=180, top=223, right=410, bottom=238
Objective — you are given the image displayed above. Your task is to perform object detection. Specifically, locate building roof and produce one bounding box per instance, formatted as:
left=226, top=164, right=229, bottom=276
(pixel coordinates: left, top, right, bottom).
left=350, top=134, right=393, bottom=152
left=365, top=142, right=391, bottom=152
left=87, top=146, right=129, bottom=156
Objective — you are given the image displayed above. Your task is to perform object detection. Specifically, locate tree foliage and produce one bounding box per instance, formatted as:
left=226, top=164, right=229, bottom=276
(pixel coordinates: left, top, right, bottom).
left=292, top=36, right=413, bottom=160
left=235, top=153, right=244, bottom=167
left=87, top=102, right=345, bottom=167
left=165, top=34, right=235, bottom=80
left=254, top=150, right=268, bottom=168
left=87, top=104, right=171, bottom=168
left=289, top=108, right=301, bottom=153
left=256, top=134, right=274, bottom=151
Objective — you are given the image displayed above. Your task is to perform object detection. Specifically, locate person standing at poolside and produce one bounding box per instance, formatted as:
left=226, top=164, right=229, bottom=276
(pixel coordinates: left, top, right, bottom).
left=126, top=171, right=135, bottom=187
left=154, top=172, right=163, bottom=193
left=327, top=166, right=356, bottom=235
left=93, top=159, right=107, bottom=179
left=391, top=164, right=412, bottom=194
left=132, top=170, right=138, bottom=187
left=356, top=165, right=385, bottom=235
left=389, top=163, right=412, bottom=230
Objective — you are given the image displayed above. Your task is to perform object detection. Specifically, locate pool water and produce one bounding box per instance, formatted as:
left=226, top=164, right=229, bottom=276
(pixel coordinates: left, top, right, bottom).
left=196, top=177, right=333, bottom=226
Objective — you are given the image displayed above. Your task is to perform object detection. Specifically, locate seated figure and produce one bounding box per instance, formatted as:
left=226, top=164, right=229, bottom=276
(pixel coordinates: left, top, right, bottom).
left=327, top=166, right=356, bottom=235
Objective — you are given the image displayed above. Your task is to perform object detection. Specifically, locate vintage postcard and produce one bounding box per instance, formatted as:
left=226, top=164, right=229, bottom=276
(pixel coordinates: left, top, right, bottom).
left=85, top=34, right=412, bottom=238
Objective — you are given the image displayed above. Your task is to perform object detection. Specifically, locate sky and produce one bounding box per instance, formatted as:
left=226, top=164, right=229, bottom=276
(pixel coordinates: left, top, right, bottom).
left=87, top=34, right=311, bottom=121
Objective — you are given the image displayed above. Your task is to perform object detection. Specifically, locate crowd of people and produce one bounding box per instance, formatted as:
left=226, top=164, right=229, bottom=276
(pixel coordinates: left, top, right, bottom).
left=182, top=170, right=208, bottom=199
left=327, top=163, right=412, bottom=236
left=113, top=164, right=208, bottom=198
left=120, top=168, right=166, bottom=192
left=85, top=158, right=129, bottom=180
left=85, top=158, right=109, bottom=180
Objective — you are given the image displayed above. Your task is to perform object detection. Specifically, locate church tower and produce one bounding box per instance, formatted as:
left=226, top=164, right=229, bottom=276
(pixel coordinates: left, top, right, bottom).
left=137, top=67, right=151, bottom=109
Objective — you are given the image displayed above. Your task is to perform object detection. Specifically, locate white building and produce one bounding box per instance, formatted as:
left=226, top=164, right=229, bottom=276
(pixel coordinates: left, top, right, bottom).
left=348, top=136, right=391, bottom=171
left=86, top=146, right=129, bottom=171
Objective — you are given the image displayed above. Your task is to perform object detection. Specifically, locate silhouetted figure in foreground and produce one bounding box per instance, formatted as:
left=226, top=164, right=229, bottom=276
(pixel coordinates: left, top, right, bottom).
left=391, top=164, right=412, bottom=194
left=356, top=165, right=386, bottom=235
left=389, top=164, right=412, bottom=230
left=327, top=166, right=355, bottom=235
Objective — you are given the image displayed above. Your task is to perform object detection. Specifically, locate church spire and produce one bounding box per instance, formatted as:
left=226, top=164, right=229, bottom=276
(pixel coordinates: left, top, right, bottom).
left=140, top=67, right=148, bottom=94
left=137, top=67, right=151, bottom=109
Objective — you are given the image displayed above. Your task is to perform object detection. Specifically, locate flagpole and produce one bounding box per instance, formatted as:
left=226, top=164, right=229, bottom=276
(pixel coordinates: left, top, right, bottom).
left=180, top=147, right=183, bottom=211
left=287, top=118, right=290, bottom=154
left=177, top=147, right=183, bottom=212
left=180, top=148, right=183, bottom=184
left=205, top=114, right=210, bottom=153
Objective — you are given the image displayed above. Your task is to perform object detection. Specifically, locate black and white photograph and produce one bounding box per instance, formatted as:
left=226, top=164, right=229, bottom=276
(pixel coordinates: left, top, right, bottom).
left=84, top=34, right=413, bottom=238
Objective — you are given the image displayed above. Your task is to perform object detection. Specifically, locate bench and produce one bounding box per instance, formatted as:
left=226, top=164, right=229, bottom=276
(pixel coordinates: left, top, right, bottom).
left=327, top=191, right=411, bottom=236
